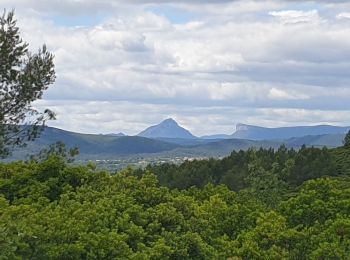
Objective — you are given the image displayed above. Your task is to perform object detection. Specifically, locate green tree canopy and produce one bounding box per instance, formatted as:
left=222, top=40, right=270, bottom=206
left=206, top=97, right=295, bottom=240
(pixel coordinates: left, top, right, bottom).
left=1, top=156, right=350, bottom=259
left=344, top=130, right=350, bottom=148
left=0, top=10, right=55, bottom=157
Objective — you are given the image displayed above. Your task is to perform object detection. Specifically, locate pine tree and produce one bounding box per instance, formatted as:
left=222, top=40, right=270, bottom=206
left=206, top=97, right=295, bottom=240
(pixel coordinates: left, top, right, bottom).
left=344, top=130, right=350, bottom=148
left=0, top=10, right=56, bottom=157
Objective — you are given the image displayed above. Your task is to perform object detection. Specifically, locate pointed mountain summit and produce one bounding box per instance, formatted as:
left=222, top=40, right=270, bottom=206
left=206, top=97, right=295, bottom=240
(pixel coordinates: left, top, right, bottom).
left=137, top=118, right=196, bottom=139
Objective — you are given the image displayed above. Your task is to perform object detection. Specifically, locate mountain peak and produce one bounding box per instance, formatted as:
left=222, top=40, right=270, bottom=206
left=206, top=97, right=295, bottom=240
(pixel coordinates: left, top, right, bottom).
left=161, top=118, right=178, bottom=125
left=137, top=118, right=196, bottom=139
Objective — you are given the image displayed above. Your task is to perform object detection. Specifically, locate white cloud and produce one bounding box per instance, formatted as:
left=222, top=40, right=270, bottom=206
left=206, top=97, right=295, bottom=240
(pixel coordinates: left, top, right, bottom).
left=34, top=99, right=350, bottom=136
left=268, top=88, right=309, bottom=100
left=259, top=108, right=350, bottom=126
left=88, top=28, right=148, bottom=52
left=336, top=12, right=350, bottom=19
left=269, top=10, right=321, bottom=24
left=3, top=0, right=350, bottom=134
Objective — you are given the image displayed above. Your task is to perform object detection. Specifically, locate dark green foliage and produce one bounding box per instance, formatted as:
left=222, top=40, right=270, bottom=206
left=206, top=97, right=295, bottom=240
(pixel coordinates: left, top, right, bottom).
left=331, top=146, right=350, bottom=176
left=344, top=130, right=350, bottom=148
left=1, top=148, right=350, bottom=259
left=285, top=146, right=337, bottom=186
left=0, top=10, right=55, bottom=157
left=141, top=145, right=339, bottom=192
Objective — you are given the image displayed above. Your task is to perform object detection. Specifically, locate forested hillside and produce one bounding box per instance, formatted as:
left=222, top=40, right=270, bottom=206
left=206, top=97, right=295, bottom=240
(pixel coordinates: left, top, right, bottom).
left=1, top=145, right=350, bottom=259
left=137, top=145, right=342, bottom=190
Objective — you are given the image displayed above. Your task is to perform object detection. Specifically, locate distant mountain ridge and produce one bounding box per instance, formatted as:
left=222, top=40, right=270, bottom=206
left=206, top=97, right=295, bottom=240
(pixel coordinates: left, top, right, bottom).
left=3, top=120, right=349, bottom=162
left=137, top=118, right=196, bottom=139
left=6, top=127, right=180, bottom=161
left=106, top=132, right=126, bottom=137
left=3, top=125, right=347, bottom=162
left=231, top=124, right=350, bottom=140
left=102, top=119, right=349, bottom=141
left=200, top=134, right=231, bottom=139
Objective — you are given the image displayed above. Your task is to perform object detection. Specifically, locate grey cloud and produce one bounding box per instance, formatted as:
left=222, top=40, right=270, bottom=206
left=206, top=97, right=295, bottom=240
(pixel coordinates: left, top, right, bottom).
left=35, top=100, right=350, bottom=136
left=88, top=29, right=149, bottom=52
left=9, top=0, right=350, bottom=133
left=3, top=0, right=350, bottom=16
left=1, top=0, right=233, bottom=15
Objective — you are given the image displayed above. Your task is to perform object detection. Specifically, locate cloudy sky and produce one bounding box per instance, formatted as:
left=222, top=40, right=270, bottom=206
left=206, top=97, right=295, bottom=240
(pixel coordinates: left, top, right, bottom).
left=3, top=0, right=350, bottom=136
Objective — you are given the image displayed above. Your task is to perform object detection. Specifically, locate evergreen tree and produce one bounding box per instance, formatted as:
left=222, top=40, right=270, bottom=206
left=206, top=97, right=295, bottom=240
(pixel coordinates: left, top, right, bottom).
left=344, top=130, right=350, bottom=148
left=0, top=10, right=55, bottom=157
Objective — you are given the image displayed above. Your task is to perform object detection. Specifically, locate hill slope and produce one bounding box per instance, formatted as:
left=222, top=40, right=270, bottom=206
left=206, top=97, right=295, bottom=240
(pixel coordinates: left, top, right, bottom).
left=8, top=127, right=180, bottom=160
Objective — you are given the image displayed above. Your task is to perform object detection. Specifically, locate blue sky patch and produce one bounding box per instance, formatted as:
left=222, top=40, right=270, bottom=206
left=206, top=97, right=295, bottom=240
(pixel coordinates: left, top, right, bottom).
left=145, top=5, right=194, bottom=24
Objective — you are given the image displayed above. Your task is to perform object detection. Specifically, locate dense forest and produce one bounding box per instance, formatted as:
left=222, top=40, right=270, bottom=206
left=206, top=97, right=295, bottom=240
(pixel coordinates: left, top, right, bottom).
left=137, top=145, right=350, bottom=191
left=1, top=143, right=350, bottom=259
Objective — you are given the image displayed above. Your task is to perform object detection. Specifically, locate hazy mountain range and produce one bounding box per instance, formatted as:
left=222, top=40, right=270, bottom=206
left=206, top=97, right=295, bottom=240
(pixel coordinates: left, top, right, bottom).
left=137, top=118, right=349, bottom=140
left=4, top=118, right=349, bottom=161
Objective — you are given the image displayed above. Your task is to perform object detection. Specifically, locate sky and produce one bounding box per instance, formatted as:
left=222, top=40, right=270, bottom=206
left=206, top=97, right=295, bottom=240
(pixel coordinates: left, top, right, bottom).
left=2, top=0, right=350, bottom=136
